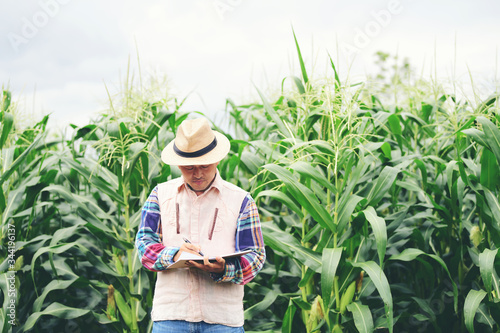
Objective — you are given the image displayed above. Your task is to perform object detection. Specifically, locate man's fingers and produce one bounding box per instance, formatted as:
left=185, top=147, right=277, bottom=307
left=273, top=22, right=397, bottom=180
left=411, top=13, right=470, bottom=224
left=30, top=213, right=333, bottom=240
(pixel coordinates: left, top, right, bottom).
left=183, top=243, right=196, bottom=251
left=215, top=256, right=224, bottom=264
left=180, top=243, right=202, bottom=255
left=187, top=256, right=225, bottom=273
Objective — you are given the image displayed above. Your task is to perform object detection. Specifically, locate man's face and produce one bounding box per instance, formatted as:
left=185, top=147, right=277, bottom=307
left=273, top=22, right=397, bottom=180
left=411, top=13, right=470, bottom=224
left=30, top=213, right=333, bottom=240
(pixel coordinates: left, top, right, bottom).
left=178, top=162, right=219, bottom=192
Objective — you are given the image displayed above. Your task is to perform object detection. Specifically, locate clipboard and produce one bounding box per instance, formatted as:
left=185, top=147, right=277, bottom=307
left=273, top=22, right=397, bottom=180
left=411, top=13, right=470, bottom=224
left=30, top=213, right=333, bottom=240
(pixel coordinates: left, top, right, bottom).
left=167, top=249, right=253, bottom=269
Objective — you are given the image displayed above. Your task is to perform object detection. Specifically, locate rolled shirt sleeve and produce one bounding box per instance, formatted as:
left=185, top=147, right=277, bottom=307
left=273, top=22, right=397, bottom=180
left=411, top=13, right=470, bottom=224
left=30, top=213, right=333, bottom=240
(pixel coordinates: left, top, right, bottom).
left=211, top=194, right=266, bottom=285
left=135, top=186, right=179, bottom=271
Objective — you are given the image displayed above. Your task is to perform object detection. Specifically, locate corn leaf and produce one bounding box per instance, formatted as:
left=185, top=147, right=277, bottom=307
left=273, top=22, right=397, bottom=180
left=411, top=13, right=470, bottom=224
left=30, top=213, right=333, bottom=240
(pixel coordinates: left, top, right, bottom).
left=347, top=301, right=374, bottom=333
left=366, top=166, right=398, bottom=207
left=0, top=135, right=42, bottom=186
left=262, top=222, right=322, bottom=272
left=363, top=207, right=387, bottom=266
left=33, top=278, right=79, bottom=312
left=350, top=261, right=393, bottom=333
left=477, top=116, right=500, bottom=166
left=281, top=299, right=297, bottom=333
left=0, top=112, right=13, bottom=149
left=478, top=248, right=499, bottom=296
left=480, top=148, right=499, bottom=190
left=23, top=302, right=90, bottom=331
left=321, top=247, right=343, bottom=308
left=264, top=164, right=334, bottom=232
left=255, top=87, right=290, bottom=138
left=244, top=285, right=280, bottom=320
left=464, top=289, right=487, bottom=333
left=292, top=28, right=309, bottom=85
left=337, top=194, right=363, bottom=235
left=256, top=189, right=304, bottom=219
left=389, top=248, right=458, bottom=312
left=290, top=161, right=336, bottom=194
left=462, top=128, right=489, bottom=148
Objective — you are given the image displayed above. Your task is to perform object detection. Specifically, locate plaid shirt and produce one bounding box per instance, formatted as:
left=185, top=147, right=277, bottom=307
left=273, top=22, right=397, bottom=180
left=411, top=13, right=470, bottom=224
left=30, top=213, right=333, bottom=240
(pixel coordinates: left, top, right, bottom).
left=135, top=182, right=265, bottom=285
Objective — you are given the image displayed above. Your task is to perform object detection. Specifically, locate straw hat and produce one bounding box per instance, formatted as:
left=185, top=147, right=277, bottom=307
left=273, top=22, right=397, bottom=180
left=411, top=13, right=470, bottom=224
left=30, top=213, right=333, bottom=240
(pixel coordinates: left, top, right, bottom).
left=161, top=118, right=230, bottom=166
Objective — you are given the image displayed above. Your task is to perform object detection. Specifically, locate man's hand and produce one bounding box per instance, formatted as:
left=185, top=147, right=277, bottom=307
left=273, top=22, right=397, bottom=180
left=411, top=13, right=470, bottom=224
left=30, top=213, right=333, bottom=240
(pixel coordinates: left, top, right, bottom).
left=173, top=242, right=203, bottom=262
left=188, top=256, right=226, bottom=274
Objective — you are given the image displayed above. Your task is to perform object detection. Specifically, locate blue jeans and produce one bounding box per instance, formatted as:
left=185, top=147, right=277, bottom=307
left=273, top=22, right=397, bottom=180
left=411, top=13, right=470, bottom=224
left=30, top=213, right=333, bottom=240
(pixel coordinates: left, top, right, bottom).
left=152, top=320, right=245, bottom=333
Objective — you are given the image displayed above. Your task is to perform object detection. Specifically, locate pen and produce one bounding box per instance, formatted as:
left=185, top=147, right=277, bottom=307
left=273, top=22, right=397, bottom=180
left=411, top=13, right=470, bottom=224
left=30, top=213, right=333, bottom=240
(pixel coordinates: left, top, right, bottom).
left=182, top=237, right=205, bottom=257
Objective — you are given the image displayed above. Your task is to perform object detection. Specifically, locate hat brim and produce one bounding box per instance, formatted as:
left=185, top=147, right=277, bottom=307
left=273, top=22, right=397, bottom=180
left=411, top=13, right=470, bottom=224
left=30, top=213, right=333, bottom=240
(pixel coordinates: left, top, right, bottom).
left=161, top=131, right=230, bottom=166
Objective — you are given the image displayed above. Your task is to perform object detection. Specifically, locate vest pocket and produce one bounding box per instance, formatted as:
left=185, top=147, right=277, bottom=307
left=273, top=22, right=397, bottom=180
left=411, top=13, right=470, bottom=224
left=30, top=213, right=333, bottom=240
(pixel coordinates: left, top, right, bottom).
left=209, top=208, right=221, bottom=240
left=160, top=198, right=180, bottom=238
left=175, top=203, right=180, bottom=234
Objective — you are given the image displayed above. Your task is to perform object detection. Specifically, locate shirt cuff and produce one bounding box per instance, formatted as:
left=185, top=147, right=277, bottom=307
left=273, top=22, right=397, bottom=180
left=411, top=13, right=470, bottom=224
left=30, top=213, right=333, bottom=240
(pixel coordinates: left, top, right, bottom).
left=210, top=259, right=236, bottom=283
left=160, top=246, right=180, bottom=268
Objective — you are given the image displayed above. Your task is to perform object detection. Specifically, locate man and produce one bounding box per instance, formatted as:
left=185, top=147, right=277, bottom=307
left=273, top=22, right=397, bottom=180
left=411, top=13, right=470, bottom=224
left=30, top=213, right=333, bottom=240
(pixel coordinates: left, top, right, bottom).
left=136, top=117, right=266, bottom=332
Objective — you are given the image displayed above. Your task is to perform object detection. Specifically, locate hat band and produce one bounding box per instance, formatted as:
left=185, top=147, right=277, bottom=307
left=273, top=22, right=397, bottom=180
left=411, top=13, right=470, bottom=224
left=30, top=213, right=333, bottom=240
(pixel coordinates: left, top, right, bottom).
left=173, top=137, right=218, bottom=158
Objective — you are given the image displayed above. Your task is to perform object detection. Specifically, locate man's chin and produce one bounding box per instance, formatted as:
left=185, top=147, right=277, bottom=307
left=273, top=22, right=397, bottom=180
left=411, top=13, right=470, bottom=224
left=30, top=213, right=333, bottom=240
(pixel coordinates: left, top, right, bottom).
left=189, top=182, right=207, bottom=192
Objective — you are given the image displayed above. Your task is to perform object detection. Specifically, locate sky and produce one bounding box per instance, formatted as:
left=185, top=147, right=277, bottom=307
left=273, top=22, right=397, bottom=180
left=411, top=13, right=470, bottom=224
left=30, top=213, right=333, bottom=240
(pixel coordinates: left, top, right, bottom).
left=1, top=0, right=499, bottom=130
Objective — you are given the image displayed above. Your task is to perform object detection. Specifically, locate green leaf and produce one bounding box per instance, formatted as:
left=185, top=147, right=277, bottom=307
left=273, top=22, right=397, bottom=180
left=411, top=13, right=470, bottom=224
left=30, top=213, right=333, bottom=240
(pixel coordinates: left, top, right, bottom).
left=484, top=188, right=500, bottom=231
left=321, top=248, right=343, bottom=308
left=0, top=112, right=14, bottom=149
left=462, top=128, right=489, bottom=148
left=347, top=301, right=374, bottom=333
left=263, top=164, right=335, bottom=232
left=282, top=299, right=297, bottom=333
left=63, top=157, right=125, bottom=205
left=23, top=302, right=90, bottom=331
left=366, top=166, right=398, bottom=207
left=387, top=114, right=402, bottom=135
left=244, top=285, right=279, bottom=320
left=464, top=289, right=487, bottom=333
left=0, top=134, right=43, bottom=186
left=33, top=278, right=79, bottom=312
left=292, top=28, right=309, bottom=85
left=50, top=223, right=86, bottom=246
left=292, top=76, right=306, bottom=95
left=414, top=159, right=428, bottom=189
left=350, top=261, right=393, bottom=333
left=74, top=124, right=97, bottom=140
left=362, top=207, right=387, bottom=266
left=446, top=161, right=457, bottom=198
left=262, top=222, right=322, bottom=272
left=255, top=87, right=291, bottom=138
left=380, top=142, right=392, bottom=159
left=478, top=248, right=499, bottom=296
left=337, top=195, right=363, bottom=235
left=256, top=190, right=304, bottom=219
left=476, top=94, right=499, bottom=113
left=0, top=186, right=5, bottom=215
left=2, top=90, right=11, bottom=113
left=42, top=184, right=113, bottom=225
left=389, top=248, right=459, bottom=312
left=290, top=161, right=336, bottom=194
left=328, top=52, right=341, bottom=91
left=477, top=116, right=500, bottom=167
left=411, top=297, right=437, bottom=326
left=145, top=111, right=172, bottom=141
left=31, top=243, right=80, bottom=294
left=480, top=148, right=499, bottom=190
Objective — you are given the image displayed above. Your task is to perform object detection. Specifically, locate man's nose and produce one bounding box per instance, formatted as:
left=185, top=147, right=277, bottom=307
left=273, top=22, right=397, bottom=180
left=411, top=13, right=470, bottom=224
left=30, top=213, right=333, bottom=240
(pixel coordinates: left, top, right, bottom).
left=193, top=167, right=201, bottom=177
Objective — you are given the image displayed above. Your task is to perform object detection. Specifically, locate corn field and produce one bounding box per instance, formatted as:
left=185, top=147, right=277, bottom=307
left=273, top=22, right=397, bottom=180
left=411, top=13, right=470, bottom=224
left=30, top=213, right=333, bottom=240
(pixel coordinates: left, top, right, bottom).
left=1, top=37, right=500, bottom=333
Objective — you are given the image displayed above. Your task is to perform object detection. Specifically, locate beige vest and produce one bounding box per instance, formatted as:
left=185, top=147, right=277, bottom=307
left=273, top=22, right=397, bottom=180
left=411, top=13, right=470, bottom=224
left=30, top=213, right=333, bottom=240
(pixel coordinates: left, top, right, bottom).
left=151, top=175, right=248, bottom=327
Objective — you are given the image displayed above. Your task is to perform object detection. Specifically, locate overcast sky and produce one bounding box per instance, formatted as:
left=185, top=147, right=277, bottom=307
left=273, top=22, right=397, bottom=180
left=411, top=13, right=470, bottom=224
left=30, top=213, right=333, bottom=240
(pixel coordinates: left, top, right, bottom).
left=1, top=0, right=499, bottom=130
